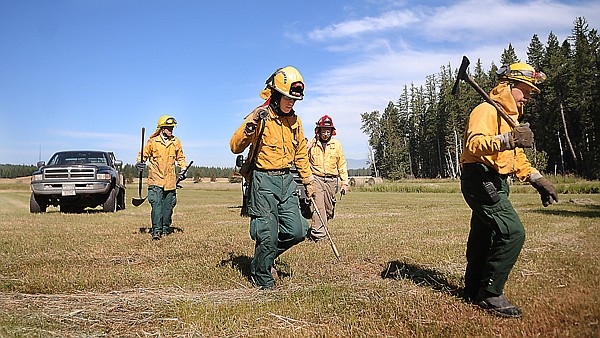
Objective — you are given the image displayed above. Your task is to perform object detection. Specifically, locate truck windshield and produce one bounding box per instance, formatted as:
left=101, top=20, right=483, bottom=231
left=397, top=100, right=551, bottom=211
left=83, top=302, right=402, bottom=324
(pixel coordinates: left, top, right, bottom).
left=48, top=152, right=109, bottom=165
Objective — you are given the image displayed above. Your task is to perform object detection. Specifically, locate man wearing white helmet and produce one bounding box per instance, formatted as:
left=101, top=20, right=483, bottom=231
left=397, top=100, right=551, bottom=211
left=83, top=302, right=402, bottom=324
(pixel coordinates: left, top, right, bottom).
left=230, top=66, right=316, bottom=290
left=136, top=115, right=187, bottom=241
left=307, top=115, right=348, bottom=242
left=460, top=62, right=558, bottom=318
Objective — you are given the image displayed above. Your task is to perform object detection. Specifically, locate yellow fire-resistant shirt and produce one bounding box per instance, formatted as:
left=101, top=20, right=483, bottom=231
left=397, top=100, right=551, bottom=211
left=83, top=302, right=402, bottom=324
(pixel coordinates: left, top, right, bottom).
left=137, top=134, right=187, bottom=191
left=230, top=105, right=313, bottom=184
left=460, top=82, right=538, bottom=182
left=307, top=137, right=349, bottom=186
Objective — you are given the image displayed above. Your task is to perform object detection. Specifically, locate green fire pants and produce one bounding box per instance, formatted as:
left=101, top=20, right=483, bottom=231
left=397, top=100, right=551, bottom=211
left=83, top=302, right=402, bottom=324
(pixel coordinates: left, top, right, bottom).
left=148, top=185, right=177, bottom=235
left=460, top=163, right=526, bottom=299
left=248, top=170, right=308, bottom=288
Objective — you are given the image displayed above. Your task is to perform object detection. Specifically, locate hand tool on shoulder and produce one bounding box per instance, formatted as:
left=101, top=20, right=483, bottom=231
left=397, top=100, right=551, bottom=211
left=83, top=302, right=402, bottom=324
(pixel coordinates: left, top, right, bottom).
left=452, top=55, right=517, bottom=129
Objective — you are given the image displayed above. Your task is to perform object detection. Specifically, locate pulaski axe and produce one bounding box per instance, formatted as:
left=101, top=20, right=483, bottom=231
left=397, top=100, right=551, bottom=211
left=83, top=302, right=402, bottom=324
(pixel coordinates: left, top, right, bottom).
left=132, top=127, right=147, bottom=207
left=176, top=160, right=193, bottom=189
left=452, top=55, right=517, bottom=129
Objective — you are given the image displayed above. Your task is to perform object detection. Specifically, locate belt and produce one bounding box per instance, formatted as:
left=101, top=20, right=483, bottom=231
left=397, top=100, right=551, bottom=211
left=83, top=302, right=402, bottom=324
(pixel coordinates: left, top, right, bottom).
left=316, top=174, right=338, bottom=179
left=255, top=168, right=290, bottom=176
left=462, top=162, right=508, bottom=179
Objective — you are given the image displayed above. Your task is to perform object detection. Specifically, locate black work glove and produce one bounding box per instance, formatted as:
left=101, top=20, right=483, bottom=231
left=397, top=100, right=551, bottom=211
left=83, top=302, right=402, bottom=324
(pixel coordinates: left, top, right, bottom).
left=135, top=161, right=146, bottom=173
left=244, top=108, right=267, bottom=135
left=529, top=175, right=558, bottom=207
left=496, top=123, right=534, bottom=149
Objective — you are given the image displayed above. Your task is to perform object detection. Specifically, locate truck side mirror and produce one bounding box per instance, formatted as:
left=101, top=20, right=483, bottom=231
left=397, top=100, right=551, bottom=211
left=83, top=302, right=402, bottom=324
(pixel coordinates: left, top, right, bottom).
left=113, top=160, right=122, bottom=167
left=36, top=161, right=45, bottom=168
left=235, top=155, right=244, bottom=168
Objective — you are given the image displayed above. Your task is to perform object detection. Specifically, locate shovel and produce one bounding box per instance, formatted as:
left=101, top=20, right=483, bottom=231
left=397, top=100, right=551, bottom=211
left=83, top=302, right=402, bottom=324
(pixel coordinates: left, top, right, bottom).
left=132, top=127, right=147, bottom=206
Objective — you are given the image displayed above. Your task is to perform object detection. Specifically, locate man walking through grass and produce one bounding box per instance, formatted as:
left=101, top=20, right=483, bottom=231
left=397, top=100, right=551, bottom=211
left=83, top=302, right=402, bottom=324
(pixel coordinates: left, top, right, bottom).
left=460, top=62, right=558, bottom=318
left=230, top=66, right=316, bottom=290
left=136, top=115, right=187, bottom=241
left=307, top=115, right=349, bottom=242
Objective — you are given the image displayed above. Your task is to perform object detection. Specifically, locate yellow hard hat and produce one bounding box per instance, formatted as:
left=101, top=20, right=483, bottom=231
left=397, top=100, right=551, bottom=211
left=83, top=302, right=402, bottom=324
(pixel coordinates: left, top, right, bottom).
left=261, top=66, right=305, bottom=100
left=157, top=115, right=177, bottom=128
left=497, top=62, right=547, bottom=93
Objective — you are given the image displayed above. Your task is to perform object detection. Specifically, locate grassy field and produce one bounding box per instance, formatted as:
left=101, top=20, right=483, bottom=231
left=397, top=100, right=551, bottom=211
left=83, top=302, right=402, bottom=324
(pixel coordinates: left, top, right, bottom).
left=0, top=179, right=599, bottom=337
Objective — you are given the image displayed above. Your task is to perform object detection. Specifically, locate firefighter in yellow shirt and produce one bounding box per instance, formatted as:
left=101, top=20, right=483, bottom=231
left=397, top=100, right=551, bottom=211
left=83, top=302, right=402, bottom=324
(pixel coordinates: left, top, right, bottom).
left=230, top=66, right=316, bottom=290
left=307, top=115, right=348, bottom=241
left=136, top=115, right=187, bottom=240
left=460, top=63, right=558, bottom=318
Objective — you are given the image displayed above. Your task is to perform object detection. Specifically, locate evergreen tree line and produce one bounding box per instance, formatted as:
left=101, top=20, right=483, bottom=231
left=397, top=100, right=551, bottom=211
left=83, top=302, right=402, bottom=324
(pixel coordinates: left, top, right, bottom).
left=121, top=164, right=234, bottom=180
left=0, top=164, right=38, bottom=179
left=362, top=17, right=600, bottom=180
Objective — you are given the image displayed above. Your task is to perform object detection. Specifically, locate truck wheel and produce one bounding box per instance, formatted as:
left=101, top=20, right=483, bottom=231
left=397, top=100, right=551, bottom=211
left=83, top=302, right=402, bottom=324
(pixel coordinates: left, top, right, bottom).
left=30, top=193, right=47, bottom=213
left=117, top=188, right=126, bottom=210
left=103, top=187, right=118, bottom=212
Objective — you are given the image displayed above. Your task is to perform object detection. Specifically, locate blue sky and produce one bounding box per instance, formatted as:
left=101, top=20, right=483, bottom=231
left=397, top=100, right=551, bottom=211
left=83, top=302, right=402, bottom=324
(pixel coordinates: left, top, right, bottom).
left=1, top=0, right=598, bottom=168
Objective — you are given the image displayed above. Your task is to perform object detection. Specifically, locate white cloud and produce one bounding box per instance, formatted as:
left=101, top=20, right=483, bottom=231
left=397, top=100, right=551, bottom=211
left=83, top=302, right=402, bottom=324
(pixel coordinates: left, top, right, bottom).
left=423, top=0, right=600, bottom=42
left=308, top=10, right=419, bottom=41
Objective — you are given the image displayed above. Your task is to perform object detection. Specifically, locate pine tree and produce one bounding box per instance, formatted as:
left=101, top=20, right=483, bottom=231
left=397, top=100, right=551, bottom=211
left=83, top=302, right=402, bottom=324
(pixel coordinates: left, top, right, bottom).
left=500, top=43, right=520, bottom=65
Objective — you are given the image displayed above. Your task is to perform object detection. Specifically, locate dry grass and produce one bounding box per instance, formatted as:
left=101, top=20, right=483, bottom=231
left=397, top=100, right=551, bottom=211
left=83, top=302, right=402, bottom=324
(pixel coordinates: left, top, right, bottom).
left=0, top=180, right=599, bottom=337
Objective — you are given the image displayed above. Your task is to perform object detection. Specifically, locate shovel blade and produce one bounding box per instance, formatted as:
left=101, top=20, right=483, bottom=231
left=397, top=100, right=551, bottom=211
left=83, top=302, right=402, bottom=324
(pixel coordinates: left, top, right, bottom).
left=131, top=197, right=147, bottom=207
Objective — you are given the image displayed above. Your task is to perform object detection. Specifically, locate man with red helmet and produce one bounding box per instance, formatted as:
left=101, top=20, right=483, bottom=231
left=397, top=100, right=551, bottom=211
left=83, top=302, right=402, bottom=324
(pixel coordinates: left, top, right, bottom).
left=307, top=115, right=349, bottom=242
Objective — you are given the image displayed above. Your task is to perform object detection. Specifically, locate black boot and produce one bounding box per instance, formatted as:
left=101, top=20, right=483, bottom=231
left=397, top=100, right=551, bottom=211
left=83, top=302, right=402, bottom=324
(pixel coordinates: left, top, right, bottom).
left=476, top=289, right=522, bottom=318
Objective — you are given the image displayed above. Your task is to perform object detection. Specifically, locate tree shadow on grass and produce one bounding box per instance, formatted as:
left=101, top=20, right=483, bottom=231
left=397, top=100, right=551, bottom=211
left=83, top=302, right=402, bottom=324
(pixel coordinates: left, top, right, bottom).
left=382, top=260, right=463, bottom=298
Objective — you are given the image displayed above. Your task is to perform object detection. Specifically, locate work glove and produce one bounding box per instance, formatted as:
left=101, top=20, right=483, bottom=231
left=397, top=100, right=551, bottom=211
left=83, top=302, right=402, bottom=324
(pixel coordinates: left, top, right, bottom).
left=529, top=174, right=558, bottom=207
left=340, top=184, right=348, bottom=196
left=304, top=181, right=316, bottom=198
left=495, top=123, right=534, bottom=150
left=244, top=108, right=267, bottom=135
left=177, top=170, right=187, bottom=182
left=135, top=161, right=146, bottom=173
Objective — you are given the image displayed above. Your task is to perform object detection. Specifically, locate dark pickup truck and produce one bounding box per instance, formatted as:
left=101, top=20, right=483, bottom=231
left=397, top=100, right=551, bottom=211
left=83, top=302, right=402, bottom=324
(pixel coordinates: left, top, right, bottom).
left=30, top=150, right=126, bottom=213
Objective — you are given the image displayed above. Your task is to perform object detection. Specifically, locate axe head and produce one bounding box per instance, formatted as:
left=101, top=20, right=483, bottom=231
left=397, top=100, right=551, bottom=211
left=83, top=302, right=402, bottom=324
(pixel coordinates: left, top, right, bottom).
left=451, top=55, right=470, bottom=96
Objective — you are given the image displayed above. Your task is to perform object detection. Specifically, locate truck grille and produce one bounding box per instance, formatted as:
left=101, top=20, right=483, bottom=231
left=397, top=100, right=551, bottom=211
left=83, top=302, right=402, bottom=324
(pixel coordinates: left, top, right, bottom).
left=44, top=167, right=96, bottom=179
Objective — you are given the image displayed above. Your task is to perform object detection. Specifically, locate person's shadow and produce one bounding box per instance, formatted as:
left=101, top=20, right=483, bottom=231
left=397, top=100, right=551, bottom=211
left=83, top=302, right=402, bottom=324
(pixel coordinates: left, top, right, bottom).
left=219, top=252, right=253, bottom=278
left=219, top=252, right=292, bottom=282
left=381, top=260, right=463, bottom=298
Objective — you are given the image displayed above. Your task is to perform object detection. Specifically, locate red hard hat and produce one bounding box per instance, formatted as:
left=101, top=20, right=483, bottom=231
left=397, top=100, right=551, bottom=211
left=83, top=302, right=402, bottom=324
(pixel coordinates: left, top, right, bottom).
left=315, top=115, right=336, bottom=135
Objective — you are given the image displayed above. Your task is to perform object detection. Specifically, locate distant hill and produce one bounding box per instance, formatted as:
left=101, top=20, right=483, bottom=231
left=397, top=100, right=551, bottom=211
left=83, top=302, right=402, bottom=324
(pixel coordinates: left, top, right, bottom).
left=346, top=158, right=369, bottom=169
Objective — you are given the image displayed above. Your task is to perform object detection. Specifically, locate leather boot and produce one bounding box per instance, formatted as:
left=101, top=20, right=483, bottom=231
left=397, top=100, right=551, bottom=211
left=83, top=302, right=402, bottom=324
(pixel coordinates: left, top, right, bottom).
left=476, top=289, right=522, bottom=318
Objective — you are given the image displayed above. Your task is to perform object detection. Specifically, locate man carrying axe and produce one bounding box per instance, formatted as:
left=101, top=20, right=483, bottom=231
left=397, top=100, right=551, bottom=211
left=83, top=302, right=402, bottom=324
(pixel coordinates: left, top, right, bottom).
left=458, top=61, right=558, bottom=318
left=136, top=115, right=187, bottom=241
left=230, top=66, right=316, bottom=290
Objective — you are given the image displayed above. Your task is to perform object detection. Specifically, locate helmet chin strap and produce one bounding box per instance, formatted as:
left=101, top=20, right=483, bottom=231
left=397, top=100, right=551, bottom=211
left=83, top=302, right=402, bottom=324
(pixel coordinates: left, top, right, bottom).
left=269, top=93, right=295, bottom=116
